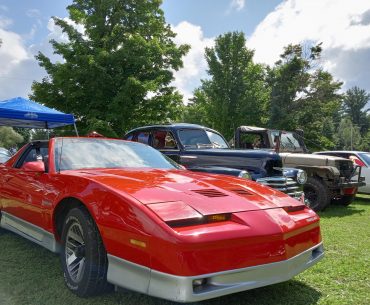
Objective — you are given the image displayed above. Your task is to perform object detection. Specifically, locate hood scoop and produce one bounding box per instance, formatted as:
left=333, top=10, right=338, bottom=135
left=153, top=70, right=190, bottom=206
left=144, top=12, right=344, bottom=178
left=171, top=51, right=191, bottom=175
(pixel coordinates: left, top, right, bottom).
left=229, top=188, right=253, bottom=196
left=191, top=189, right=228, bottom=198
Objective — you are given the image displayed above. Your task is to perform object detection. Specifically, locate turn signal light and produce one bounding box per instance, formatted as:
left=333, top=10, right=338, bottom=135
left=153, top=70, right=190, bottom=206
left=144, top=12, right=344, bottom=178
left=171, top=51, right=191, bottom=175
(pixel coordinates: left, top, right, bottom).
left=207, top=214, right=230, bottom=222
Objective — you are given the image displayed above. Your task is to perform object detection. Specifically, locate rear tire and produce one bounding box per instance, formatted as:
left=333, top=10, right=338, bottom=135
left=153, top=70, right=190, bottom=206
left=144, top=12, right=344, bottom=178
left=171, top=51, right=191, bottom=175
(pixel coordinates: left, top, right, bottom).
left=331, top=194, right=355, bottom=206
left=303, top=177, right=330, bottom=211
left=60, top=207, right=112, bottom=297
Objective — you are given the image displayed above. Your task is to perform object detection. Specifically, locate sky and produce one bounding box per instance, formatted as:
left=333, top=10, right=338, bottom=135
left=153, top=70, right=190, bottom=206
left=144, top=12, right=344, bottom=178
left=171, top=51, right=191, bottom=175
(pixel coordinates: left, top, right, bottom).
left=0, top=0, right=370, bottom=103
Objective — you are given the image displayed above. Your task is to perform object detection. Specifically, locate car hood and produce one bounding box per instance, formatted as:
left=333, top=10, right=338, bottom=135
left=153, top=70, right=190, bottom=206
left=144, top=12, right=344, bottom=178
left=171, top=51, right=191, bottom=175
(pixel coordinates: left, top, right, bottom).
left=280, top=152, right=350, bottom=166
left=67, top=168, right=301, bottom=215
left=186, top=148, right=281, bottom=159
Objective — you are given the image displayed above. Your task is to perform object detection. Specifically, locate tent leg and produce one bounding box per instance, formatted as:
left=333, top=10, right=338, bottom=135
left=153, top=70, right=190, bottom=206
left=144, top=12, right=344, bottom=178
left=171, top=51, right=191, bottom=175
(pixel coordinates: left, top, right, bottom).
left=74, top=123, right=79, bottom=137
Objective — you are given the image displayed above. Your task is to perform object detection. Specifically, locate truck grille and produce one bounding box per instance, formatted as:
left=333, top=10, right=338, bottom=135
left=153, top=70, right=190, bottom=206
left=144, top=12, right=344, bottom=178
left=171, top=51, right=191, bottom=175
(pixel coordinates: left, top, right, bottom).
left=337, top=160, right=355, bottom=180
left=256, top=177, right=303, bottom=199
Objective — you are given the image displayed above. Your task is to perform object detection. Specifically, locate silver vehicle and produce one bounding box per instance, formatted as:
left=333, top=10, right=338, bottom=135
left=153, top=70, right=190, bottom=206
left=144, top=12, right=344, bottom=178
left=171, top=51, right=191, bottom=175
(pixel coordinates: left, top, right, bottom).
left=0, top=148, right=11, bottom=164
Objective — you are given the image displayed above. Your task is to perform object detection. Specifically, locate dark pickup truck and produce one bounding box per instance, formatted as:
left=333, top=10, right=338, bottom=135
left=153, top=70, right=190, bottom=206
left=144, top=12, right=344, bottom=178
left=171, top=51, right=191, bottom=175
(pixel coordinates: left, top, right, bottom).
left=124, top=123, right=306, bottom=203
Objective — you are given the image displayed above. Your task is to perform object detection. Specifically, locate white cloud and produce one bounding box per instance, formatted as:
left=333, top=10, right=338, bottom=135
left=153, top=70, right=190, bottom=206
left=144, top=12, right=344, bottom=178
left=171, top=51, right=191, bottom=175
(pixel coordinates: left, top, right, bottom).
left=171, top=21, right=214, bottom=103
left=247, top=0, right=370, bottom=91
left=228, top=0, right=246, bottom=13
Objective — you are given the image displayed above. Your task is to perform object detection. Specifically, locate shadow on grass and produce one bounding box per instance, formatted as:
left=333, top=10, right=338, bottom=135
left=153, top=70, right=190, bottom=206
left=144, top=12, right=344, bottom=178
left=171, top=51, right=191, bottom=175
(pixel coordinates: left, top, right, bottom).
left=0, top=230, right=322, bottom=305
left=353, top=195, right=370, bottom=205
left=318, top=205, right=365, bottom=218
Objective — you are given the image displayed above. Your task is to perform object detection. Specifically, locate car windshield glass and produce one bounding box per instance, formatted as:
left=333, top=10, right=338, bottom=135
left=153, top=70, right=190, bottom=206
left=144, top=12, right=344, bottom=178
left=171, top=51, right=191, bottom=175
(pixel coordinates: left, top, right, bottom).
left=54, top=138, right=178, bottom=171
left=206, top=131, right=229, bottom=148
left=358, top=153, right=370, bottom=166
left=272, top=131, right=303, bottom=152
left=178, top=129, right=227, bottom=149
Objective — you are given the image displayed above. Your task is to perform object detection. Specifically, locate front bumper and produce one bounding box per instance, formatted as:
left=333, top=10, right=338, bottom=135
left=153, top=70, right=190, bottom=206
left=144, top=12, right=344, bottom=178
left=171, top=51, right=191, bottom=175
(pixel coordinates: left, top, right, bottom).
left=338, top=181, right=366, bottom=188
left=107, top=242, right=324, bottom=303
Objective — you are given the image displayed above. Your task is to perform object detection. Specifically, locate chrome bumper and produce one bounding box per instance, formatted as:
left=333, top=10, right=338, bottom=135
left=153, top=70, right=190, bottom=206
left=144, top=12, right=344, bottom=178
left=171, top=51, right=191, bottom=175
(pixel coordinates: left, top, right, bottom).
left=256, top=176, right=304, bottom=201
left=107, top=243, right=324, bottom=303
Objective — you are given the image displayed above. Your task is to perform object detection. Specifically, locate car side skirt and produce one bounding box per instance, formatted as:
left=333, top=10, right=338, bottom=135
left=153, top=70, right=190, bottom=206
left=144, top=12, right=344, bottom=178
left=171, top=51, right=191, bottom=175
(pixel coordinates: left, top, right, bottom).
left=0, top=211, right=61, bottom=253
left=107, top=242, right=324, bottom=303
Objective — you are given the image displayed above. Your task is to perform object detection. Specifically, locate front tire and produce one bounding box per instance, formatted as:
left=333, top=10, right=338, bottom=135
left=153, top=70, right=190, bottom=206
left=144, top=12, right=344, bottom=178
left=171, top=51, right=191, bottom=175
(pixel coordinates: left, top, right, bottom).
left=60, top=207, right=112, bottom=297
left=303, top=177, right=330, bottom=211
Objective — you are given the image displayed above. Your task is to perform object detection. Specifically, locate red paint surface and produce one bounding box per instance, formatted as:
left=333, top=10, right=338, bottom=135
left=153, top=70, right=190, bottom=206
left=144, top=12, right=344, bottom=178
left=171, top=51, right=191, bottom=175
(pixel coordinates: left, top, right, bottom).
left=0, top=137, right=322, bottom=276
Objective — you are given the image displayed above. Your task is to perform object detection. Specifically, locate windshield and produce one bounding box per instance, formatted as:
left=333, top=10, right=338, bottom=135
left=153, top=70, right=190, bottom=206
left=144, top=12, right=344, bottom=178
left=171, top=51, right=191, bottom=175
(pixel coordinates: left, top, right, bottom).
left=54, top=138, right=179, bottom=171
left=358, top=153, right=370, bottom=167
left=0, top=148, right=10, bottom=163
left=270, top=131, right=303, bottom=152
left=177, top=129, right=228, bottom=149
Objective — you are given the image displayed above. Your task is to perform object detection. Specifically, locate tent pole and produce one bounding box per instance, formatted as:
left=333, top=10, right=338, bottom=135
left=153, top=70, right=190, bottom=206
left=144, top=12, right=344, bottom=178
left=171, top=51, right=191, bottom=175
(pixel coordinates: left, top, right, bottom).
left=74, top=123, right=79, bottom=137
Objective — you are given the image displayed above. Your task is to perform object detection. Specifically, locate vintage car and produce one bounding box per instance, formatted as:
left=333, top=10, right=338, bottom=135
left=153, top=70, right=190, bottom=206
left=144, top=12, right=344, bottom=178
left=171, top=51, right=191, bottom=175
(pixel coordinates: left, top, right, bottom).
left=0, top=147, right=11, bottom=163
left=0, top=137, right=323, bottom=302
left=123, top=124, right=307, bottom=203
left=233, top=126, right=364, bottom=210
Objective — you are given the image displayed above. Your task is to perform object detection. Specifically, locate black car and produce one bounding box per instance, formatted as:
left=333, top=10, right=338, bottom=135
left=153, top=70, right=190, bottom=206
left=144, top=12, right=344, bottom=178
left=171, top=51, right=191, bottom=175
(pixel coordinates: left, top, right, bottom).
left=124, top=123, right=307, bottom=201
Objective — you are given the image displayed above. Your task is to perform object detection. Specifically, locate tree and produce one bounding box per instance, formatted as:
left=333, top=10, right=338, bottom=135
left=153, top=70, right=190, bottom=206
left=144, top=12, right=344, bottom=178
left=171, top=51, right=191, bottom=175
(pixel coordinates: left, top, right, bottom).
left=342, top=86, right=370, bottom=135
left=187, top=32, right=269, bottom=139
left=268, top=43, right=343, bottom=149
left=335, top=118, right=361, bottom=150
left=0, top=127, right=24, bottom=149
left=31, top=0, right=189, bottom=136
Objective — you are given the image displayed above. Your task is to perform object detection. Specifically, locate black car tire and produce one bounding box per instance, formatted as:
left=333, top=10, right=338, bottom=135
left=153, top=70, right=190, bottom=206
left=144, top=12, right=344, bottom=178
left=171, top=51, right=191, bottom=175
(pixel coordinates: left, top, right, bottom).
left=60, top=207, right=112, bottom=297
left=331, top=194, right=355, bottom=206
left=303, top=177, right=330, bottom=211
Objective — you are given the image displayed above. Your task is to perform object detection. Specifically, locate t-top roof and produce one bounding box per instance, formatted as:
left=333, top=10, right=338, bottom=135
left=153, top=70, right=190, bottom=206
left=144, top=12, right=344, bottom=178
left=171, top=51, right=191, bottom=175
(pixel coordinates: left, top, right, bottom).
left=0, top=97, right=75, bottom=129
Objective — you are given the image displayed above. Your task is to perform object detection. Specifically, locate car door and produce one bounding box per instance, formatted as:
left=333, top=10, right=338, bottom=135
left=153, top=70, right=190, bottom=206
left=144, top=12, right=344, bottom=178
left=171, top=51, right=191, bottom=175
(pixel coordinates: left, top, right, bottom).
left=1, top=144, right=51, bottom=228
left=353, top=153, right=370, bottom=194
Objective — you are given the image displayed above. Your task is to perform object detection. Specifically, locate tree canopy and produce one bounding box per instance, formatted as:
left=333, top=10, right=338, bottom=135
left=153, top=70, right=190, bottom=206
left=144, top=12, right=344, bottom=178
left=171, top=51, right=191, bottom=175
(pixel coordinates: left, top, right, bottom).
left=0, top=127, right=24, bottom=149
left=184, top=32, right=269, bottom=139
left=31, top=0, right=189, bottom=137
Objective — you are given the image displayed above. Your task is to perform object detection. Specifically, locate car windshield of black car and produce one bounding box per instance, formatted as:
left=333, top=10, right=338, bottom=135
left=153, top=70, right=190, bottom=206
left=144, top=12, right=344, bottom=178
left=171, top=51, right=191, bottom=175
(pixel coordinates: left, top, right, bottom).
left=178, top=129, right=228, bottom=149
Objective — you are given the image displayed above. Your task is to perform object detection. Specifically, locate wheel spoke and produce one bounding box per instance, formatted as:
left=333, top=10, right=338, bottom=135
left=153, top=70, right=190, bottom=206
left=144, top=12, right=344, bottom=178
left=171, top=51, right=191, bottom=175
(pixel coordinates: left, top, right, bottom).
left=75, top=258, right=85, bottom=281
left=65, top=222, right=86, bottom=283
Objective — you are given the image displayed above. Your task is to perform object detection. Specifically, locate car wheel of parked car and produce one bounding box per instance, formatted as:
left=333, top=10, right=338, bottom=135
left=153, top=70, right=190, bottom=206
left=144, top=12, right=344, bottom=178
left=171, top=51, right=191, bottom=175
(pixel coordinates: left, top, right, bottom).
left=331, top=194, right=355, bottom=206
left=60, top=207, right=112, bottom=297
left=303, top=177, right=330, bottom=211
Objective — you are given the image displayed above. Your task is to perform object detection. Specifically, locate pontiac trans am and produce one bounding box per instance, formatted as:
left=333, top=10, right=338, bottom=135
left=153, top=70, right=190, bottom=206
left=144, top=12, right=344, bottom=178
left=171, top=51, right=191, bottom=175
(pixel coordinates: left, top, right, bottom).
left=0, top=137, right=324, bottom=302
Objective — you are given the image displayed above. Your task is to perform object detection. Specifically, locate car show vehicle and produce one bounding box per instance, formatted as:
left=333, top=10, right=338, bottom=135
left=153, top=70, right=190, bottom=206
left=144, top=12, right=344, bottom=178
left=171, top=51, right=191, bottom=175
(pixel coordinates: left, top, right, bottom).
left=233, top=126, right=365, bottom=210
left=0, top=148, right=11, bottom=163
left=124, top=124, right=306, bottom=202
left=0, top=137, right=323, bottom=302
left=315, top=151, right=370, bottom=194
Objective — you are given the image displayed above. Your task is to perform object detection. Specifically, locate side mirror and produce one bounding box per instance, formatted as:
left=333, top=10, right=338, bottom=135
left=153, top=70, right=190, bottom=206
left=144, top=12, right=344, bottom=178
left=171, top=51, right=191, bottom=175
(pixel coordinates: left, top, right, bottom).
left=22, top=161, right=45, bottom=172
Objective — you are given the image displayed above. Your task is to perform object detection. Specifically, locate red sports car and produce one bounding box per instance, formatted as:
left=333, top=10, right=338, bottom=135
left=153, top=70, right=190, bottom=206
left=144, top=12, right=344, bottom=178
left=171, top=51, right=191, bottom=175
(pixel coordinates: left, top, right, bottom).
left=0, top=137, right=323, bottom=302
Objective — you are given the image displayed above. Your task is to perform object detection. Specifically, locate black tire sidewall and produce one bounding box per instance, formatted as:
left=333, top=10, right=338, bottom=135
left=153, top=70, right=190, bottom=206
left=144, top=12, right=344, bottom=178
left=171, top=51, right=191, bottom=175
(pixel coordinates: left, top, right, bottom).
left=60, top=208, right=98, bottom=295
left=304, top=177, right=330, bottom=211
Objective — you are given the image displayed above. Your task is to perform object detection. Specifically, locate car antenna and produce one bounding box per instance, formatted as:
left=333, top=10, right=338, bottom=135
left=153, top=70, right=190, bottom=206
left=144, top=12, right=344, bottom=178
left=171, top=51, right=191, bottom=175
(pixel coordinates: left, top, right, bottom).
left=58, top=137, right=64, bottom=174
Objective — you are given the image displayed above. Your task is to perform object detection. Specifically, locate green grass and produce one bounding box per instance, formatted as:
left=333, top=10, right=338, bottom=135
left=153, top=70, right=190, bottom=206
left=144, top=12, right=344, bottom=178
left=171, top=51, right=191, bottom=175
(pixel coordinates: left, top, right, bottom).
left=1, top=197, right=369, bottom=305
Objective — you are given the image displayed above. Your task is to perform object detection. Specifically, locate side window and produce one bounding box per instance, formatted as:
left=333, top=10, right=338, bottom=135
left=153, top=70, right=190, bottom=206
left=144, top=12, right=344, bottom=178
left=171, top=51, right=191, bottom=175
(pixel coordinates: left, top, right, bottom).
left=124, top=133, right=134, bottom=141
left=136, top=131, right=150, bottom=145
left=15, top=146, right=49, bottom=169
left=153, top=131, right=178, bottom=150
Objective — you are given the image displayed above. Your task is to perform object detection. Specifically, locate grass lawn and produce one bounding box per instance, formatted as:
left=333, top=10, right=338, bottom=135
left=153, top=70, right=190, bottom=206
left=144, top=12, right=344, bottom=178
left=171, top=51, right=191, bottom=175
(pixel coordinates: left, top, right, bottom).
left=0, top=196, right=369, bottom=305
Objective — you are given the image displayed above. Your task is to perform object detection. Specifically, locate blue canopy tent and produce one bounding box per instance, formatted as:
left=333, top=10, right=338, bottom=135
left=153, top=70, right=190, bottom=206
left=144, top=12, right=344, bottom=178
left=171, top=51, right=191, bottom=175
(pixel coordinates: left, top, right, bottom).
left=0, top=97, right=78, bottom=135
